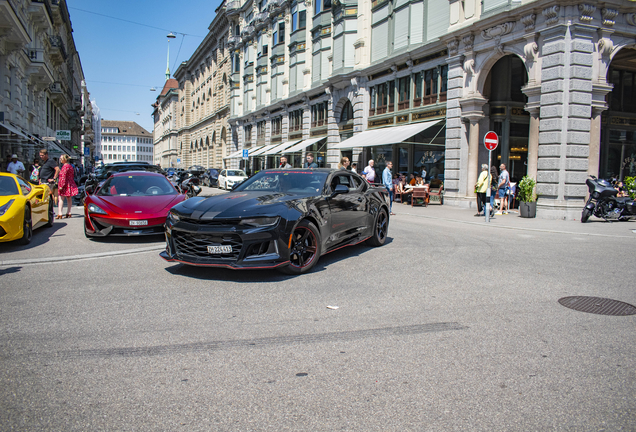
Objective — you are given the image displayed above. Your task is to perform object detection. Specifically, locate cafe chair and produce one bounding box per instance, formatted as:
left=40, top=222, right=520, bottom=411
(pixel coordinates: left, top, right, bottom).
left=427, top=182, right=444, bottom=205
left=411, top=188, right=429, bottom=208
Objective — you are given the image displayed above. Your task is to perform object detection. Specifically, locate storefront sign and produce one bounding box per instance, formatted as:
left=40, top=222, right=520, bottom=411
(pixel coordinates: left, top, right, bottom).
left=56, top=130, right=71, bottom=141
left=368, top=117, right=394, bottom=128
left=412, top=108, right=446, bottom=121
left=396, top=114, right=410, bottom=124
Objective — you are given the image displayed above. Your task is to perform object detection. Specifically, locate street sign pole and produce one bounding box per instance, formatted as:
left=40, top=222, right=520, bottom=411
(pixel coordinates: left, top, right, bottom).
left=483, top=131, right=499, bottom=223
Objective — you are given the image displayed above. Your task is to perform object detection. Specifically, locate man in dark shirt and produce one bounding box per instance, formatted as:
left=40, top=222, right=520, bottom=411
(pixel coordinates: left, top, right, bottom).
left=303, top=153, right=318, bottom=168
left=38, top=149, right=60, bottom=202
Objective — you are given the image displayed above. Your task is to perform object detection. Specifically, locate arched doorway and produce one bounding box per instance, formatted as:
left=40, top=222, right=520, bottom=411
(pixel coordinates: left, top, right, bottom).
left=600, top=48, right=636, bottom=181
left=483, top=55, right=529, bottom=183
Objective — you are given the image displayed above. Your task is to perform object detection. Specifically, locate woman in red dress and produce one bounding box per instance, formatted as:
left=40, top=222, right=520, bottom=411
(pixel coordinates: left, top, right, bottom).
left=57, top=154, right=78, bottom=219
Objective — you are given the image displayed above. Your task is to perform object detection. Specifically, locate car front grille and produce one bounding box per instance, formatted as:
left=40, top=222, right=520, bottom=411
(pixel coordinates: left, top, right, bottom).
left=172, top=231, right=242, bottom=260
left=181, top=217, right=241, bottom=227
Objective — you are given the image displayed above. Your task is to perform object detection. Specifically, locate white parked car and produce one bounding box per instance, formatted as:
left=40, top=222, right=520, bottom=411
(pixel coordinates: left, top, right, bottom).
left=218, top=169, right=248, bottom=190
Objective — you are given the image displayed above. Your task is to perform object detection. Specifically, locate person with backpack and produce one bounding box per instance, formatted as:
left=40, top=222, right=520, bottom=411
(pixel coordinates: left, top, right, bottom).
left=29, top=159, right=40, bottom=183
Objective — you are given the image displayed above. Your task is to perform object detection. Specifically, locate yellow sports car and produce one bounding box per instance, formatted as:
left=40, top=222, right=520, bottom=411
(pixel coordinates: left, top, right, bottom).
left=0, top=173, right=54, bottom=244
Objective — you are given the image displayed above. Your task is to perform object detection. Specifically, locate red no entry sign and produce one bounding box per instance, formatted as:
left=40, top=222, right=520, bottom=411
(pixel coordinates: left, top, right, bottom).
left=484, top=131, right=498, bottom=151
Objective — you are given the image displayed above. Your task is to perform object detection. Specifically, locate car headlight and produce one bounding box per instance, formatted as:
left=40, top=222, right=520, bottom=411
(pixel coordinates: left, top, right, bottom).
left=87, top=203, right=108, bottom=215
left=168, top=211, right=180, bottom=223
left=238, top=217, right=279, bottom=227
left=0, top=199, right=14, bottom=216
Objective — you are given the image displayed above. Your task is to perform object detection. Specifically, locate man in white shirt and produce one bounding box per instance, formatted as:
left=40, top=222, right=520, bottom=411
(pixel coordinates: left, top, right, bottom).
left=363, top=159, right=376, bottom=183
left=7, top=154, right=25, bottom=176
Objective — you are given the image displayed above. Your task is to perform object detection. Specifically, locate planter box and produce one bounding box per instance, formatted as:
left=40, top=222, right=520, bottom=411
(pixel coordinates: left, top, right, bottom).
left=519, top=201, right=536, bottom=218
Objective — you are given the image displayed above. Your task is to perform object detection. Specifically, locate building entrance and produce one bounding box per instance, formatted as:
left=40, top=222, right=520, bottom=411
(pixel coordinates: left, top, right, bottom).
left=600, top=48, right=636, bottom=181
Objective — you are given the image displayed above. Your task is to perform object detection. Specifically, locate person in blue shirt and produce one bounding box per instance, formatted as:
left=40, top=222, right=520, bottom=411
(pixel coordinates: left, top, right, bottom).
left=383, top=161, right=395, bottom=215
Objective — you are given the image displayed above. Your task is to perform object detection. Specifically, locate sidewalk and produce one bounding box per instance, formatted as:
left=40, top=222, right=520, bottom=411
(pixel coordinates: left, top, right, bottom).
left=390, top=201, right=636, bottom=239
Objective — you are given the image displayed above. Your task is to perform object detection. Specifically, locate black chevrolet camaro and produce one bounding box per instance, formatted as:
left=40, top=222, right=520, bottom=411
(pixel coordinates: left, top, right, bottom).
left=160, top=168, right=391, bottom=274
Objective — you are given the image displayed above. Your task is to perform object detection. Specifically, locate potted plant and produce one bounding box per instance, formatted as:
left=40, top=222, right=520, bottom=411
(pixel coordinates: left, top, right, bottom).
left=517, top=176, right=537, bottom=218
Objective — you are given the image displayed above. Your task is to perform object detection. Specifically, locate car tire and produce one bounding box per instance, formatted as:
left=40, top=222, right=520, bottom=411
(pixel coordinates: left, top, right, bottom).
left=366, top=208, right=388, bottom=247
left=280, top=220, right=322, bottom=275
left=19, top=206, right=33, bottom=245
left=581, top=208, right=591, bottom=223
left=45, top=200, right=54, bottom=228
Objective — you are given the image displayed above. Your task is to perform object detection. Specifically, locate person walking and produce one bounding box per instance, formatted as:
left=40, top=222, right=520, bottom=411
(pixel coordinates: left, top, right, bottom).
left=474, top=164, right=489, bottom=216
left=496, top=163, right=510, bottom=215
left=489, top=165, right=498, bottom=215
left=57, top=154, right=78, bottom=219
left=278, top=156, right=291, bottom=169
left=6, top=154, right=25, bottom=176
left=38, top=149, right=60, bottom=204
left=303, top=153, right=318, bottom=168
left=383, top=161, right=395, bottom=215
left=363, top=159, right=376, bottom=183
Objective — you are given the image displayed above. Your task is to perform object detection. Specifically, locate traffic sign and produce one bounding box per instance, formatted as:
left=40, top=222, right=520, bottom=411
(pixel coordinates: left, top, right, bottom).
left=243, top=149, right=249, bottom=159
left=484, top=131, right=498, bottom=151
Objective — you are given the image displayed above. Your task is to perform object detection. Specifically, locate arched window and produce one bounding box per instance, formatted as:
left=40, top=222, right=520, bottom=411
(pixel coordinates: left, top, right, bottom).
left=340, top=100, right=353, bottom=123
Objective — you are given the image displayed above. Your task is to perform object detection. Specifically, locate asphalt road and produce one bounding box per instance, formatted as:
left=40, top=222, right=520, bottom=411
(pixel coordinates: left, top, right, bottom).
left=0, top=193, right=634, bottom=431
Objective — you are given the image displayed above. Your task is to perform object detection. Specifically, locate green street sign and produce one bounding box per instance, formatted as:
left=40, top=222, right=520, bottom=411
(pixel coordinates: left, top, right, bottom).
left=56, top=130, right=71, bottom=141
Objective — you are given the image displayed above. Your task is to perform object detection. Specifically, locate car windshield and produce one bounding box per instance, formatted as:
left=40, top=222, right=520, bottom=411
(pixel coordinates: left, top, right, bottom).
left=226, top=170, right=246, bottom=177
left=97, top=175, right=177, bottom=197
left=0, top=176, right=19, bottom=196
left=234, top=170, right=328, bottom=194
left=94, top=165, right=166, bottom=181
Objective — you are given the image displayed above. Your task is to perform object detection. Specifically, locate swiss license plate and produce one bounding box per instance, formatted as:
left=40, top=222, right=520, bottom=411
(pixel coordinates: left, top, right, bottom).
left=130, top=220, right=148, bottom=226
left=208, top=245, right=233, bottom=254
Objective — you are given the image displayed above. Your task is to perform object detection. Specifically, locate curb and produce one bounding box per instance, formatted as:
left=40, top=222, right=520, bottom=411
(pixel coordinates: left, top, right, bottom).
left=0, top=246, right=164, bottom=266
left=399, top=211, right=636, bottom=239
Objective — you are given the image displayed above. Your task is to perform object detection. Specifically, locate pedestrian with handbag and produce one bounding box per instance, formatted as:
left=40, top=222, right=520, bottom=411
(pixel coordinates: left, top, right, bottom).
left=474, top=164, right=489, bottom=216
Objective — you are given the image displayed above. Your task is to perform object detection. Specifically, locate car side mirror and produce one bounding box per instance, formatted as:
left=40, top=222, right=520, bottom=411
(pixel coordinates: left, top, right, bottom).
left=85, top=182, right=95, bottom=195
left=331, top=184, right=349, bottom=197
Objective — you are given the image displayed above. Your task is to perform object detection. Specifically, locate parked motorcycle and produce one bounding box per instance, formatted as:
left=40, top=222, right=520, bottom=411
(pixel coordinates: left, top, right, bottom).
left=582, top=176, right=636, bottom=222
left=170, top=172, right=201, bottom=198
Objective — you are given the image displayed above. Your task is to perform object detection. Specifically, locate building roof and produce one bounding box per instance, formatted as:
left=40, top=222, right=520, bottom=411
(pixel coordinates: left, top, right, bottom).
left=101, top=120, right=151, bottom=136
left=160, top=79, right=178, bottom=96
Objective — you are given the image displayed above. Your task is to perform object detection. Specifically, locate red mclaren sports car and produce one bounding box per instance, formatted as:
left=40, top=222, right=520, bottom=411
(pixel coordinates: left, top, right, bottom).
left=83, top=171, right=186, bottom=237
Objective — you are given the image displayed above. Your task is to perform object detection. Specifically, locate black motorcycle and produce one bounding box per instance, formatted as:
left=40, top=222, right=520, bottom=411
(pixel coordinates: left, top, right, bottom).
left=170, top=172, right=201, bottom=198
left=582, top=176, right=636, bottom=223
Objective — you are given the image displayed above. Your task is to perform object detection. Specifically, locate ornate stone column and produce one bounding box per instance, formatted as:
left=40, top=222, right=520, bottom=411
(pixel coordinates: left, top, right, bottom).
left=460, top=96, right=487, bottom=198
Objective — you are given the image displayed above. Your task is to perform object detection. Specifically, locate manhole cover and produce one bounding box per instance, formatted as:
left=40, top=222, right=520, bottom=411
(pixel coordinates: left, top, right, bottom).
left=558, top=296, right=636, bottom=316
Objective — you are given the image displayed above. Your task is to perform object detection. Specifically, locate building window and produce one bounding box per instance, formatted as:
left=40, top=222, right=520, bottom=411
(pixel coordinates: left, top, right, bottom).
left=271, top=116, right=282, bottom=136
left=244, top=125, right=253, bottom=144
left=314, top=0, right=331, bottom=15
left=273, top=21, right=285, bottom=45
left=398, top=76, right=410, bottom=110
left=292, top=6, right=306, bottom=32
left=257, top=120, right=266, bottom=140
left=311, top=102, right=328, bottom=127
left=340, top=100, right=353, bottom=122
left=290, top=109, right=303, bottom=132
left=232, top=52, right=240, bottom=73
left=609, top=68, right=636, bottom=113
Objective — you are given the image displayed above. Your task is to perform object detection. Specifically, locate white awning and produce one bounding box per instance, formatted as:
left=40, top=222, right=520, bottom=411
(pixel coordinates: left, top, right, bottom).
left=223, top=145, right=265, bottom=159
left=284, top=136, right=327, bottom=153
left=262, top=139, right=301, bottom=155
left=332, top=120, right=443, bottom=149
left=0, top=121, right=30, bottom=140
left=249, top=144, right=278, bottom=156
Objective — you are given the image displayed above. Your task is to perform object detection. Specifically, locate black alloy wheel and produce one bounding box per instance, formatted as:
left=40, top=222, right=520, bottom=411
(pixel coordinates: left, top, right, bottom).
left=281, top=220, right=321, bottom=274
left=19, top=206, right=33, bottom=245
left=45, top=199, right=54, bottom=227
left=581, top=208, right=591, bottom=223
left=367, top=208, right=388, bottom=247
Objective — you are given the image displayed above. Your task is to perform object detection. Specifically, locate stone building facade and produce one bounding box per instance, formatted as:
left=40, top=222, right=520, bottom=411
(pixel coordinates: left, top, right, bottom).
left=99, top=121, right=153, bottom=163
left=0, top=0, right=93, bottom=166
left=153, top=8, right=232, bottom=170
left=164, top=0, right=636, bottom=219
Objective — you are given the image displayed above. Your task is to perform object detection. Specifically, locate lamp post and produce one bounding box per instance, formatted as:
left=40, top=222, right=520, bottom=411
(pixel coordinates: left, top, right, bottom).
left=166, top=32, right=176, bottom=81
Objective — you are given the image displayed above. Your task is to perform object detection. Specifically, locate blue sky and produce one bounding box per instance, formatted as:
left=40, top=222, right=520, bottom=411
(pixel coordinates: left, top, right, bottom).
left=68, top=0, right=223, bottom=132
